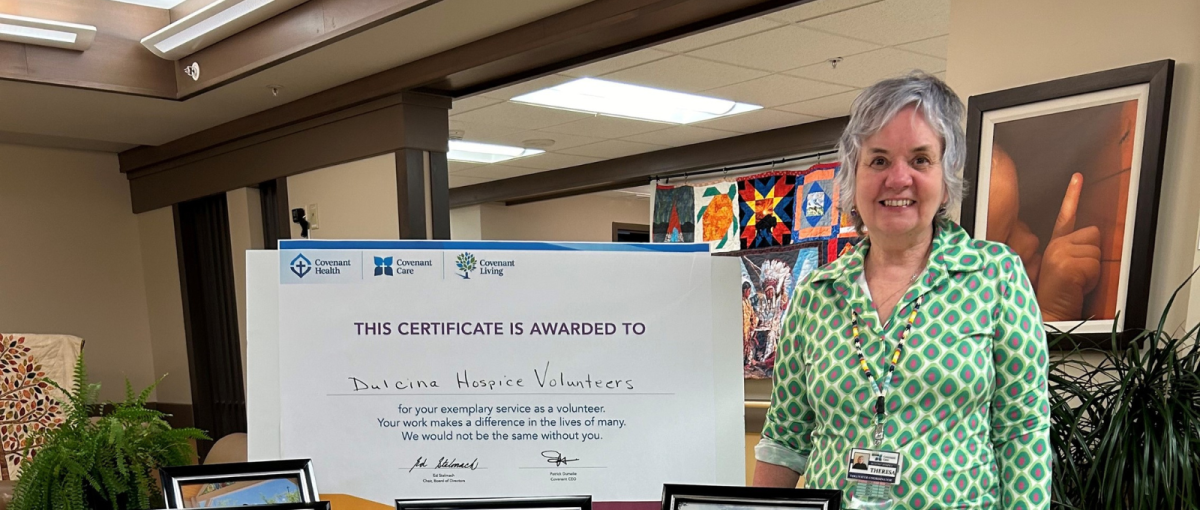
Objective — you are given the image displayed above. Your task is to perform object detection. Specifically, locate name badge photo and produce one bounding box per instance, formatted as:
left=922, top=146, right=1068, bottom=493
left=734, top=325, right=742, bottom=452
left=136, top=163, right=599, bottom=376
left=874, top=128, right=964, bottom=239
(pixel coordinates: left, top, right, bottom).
left=846, top=448, right=903, bottom=485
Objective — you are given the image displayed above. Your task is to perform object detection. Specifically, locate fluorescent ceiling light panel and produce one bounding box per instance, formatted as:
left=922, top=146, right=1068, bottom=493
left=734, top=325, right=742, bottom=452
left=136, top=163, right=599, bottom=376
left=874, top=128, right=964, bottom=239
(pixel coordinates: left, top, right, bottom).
left=448, top=141, right=544, bottom=164
left=0, top=14, right=96, bottom=51
left=109, top=0, right=190, bottom=8
left=141, top=0, right=310, bottom=60
left=512, top=78, right=762, bottom=124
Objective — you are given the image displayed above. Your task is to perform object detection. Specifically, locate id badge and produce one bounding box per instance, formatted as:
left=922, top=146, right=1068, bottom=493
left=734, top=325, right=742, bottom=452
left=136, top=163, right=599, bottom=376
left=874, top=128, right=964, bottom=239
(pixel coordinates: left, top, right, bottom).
left=846, top=448, right=903, bottom=485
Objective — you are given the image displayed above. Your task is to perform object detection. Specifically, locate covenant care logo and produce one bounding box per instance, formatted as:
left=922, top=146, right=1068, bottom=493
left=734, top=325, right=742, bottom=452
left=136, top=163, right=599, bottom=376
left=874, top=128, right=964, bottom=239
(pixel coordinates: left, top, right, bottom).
left=456, top=252, right=515, bottom=278
left=290, top=254, right=312, bottom=278
left=374, top=256, right=434, bottom=276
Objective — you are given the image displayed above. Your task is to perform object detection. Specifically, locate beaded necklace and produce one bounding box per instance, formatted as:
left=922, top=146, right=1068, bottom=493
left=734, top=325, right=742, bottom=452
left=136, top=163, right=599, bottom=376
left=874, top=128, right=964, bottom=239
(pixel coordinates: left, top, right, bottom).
left=851, top=295, right=923, bottom=447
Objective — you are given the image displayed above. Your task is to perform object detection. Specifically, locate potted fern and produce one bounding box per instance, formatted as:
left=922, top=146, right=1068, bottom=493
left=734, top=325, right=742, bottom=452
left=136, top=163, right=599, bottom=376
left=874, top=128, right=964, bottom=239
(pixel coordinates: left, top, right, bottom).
left=9, top=358, right=207, bottom=510
left=1049, top=280, right=1200, bottom=510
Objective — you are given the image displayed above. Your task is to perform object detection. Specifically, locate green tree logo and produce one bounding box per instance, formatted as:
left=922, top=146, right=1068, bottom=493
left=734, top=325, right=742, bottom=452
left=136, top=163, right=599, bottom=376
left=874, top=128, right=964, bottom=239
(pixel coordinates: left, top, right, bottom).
left=456, top=252, right=477, bottom=279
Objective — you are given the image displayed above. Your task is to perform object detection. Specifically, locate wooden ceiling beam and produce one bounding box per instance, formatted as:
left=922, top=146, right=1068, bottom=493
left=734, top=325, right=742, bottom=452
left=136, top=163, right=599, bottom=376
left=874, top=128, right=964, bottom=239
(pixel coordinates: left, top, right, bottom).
left=118, top=0, right=816, bottom=173
left=449, top=117, right=849, bottom=208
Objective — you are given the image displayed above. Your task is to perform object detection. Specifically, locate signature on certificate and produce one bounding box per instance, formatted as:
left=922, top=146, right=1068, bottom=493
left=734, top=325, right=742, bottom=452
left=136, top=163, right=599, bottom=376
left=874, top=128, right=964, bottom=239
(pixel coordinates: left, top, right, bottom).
left=541, top=450, right=578, bottom=466
left=409, top=456, right=480, bottom=472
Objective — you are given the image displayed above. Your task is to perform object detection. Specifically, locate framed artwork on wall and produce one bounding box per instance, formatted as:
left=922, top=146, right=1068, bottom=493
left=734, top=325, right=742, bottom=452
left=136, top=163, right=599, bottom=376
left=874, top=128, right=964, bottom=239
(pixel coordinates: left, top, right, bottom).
left=662, top=484, right=841, bottom=510
left=960, top=60, right=1174, bottom=343
left=159, top=459, right=319, bottom=508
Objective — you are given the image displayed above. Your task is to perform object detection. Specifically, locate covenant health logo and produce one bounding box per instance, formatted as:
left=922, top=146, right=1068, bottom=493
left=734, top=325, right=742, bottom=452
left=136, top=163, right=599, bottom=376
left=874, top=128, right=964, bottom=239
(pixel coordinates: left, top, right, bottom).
left=289, top=253, right=350, bottom=278
left=373, top=256, right=434, bottom=276
left=455, top=252, right=514, bottom=279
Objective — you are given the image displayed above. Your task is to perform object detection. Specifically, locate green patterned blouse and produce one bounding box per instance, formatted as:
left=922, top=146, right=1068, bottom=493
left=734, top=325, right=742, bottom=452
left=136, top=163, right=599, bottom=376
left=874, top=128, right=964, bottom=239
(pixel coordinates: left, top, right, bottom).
left=758, top=219, right=1051, bottom=509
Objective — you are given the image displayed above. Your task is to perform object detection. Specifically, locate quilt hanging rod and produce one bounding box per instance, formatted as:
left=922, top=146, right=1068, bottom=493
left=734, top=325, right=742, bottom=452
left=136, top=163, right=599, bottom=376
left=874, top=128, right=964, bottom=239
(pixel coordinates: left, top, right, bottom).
left=653, top=149, right=839, bottom=185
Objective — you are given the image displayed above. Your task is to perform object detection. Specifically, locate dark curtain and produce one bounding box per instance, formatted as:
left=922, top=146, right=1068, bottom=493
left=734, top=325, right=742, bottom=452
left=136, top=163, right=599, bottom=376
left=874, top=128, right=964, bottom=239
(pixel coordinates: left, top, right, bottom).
left=174, top=194, right=246, bottom=457
left=259, top=178, right=290, bottom=249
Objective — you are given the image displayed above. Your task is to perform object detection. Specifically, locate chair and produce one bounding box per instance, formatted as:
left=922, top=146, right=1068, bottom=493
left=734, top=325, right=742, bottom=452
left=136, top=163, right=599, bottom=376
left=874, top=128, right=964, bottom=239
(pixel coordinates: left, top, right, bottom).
left=203, top=433, right=248, bottom=465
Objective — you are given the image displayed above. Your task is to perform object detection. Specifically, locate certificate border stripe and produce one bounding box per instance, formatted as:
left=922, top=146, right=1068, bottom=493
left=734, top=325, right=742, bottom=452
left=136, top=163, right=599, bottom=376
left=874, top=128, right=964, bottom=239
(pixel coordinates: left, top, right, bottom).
left=279, top=240, right=709, bottom=252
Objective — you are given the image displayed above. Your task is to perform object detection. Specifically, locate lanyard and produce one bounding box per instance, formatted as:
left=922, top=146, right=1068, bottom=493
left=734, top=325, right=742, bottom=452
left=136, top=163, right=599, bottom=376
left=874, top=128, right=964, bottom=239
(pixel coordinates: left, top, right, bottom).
left=851, top=295, right=923, bottom=447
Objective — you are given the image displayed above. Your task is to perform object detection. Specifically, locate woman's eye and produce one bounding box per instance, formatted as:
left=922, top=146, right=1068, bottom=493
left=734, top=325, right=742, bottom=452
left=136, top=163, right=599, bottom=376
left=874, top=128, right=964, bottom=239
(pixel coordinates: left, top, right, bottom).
left=913, top=156, right=932, bottom=168
left=870, top=157, right=888, bottom=168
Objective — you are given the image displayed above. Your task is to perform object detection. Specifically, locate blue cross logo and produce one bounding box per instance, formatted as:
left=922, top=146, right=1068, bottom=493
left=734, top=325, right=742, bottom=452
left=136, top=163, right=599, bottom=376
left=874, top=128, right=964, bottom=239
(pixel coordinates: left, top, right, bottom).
left=290, top=254, right=312, bottom=278
left=374, top=256, right=393, bottom=276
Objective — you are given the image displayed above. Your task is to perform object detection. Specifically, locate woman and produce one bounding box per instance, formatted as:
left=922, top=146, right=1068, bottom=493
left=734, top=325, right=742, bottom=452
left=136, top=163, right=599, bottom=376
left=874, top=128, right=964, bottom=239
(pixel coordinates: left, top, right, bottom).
left=752, top=72, right=1051, bottom=510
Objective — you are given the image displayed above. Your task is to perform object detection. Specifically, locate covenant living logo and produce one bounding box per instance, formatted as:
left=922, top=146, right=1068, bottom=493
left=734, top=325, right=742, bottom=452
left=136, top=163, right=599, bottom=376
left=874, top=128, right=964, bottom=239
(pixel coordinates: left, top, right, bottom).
left=455, top=252, right=514, bottom=279
left=289, top=253, right=351, bottom=278
left=373, top=256, right=434, bottom=276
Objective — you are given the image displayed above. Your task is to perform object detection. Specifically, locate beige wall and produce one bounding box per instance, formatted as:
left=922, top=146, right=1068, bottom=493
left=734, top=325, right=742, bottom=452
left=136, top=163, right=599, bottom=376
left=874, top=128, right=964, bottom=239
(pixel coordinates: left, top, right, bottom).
left=137, top=207, right=191, bottom=404
left=0, top=143, right=157, bottom=401
left=287, top=154, right=399, bottom=240
left=450, top=205, right=483, bottom=240
left=480, top=194, right=650, bottom=242
left=947, top=0, right=1200, bottom=330
left=226, top=188, right=264, bottom=385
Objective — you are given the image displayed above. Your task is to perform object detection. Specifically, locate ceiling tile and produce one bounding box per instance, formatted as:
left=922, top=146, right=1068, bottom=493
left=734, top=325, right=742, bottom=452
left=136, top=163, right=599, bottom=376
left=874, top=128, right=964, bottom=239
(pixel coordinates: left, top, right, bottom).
left=692, top=109, right=821, bottom=133
left=502, top=152, right=603, bottom=170
left=450, top=120, right=603, bottom=151
left=557, top=139, right=667, bottom=159
left=480, top=74, right=576, bottom=100
left=539, top=115, right=671, bottom=138
left=705, top=74, right=854, bottom=107
left=765, top=0, right=882, bottom=23
left=450, top=102, right=592, bottom=130
left=656, top=17, right=784, bottom=53
left=562, top=49, right=674, bottom=77
left=456, top=164, right=545, bottom=180
left=621, top=125, right=739, bottom=147
left=449, top=174, right=490, bottom=188
left=897, top=35, right=948, bottom=59
left=604, top=55, right=770, bottom=92
left=449, top=160, right=484, bottom=173
left=687, top=26, right=878, bottom=72
left=800, top=0, right=949, bottom=46
left=450, top=95, right=504, bottom=116
left=776, top=89, right=860, bottom=118
left=784, top=47, right=945, bottom=87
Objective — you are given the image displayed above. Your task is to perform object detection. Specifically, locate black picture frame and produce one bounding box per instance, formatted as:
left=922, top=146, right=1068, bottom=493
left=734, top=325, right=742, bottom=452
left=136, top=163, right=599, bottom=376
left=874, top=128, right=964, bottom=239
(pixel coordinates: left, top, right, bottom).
left=397, top=496, right=592, bottom=510
left=662, top=484, right=841, bottom=510
left=159, top=459, right=319, bottom=508
left=960, top=60, right=1174, bottom=348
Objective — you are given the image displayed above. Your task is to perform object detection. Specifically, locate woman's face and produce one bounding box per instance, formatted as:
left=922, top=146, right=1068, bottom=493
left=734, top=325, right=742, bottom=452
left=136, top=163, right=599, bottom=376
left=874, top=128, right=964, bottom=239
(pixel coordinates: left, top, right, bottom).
left=854, top=105, right=946, bottom=242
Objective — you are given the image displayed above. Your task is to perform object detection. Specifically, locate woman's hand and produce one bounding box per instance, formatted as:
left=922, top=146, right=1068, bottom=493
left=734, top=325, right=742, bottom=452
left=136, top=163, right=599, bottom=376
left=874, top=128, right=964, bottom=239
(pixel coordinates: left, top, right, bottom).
left=1036, top=173, right=1101, bottom=322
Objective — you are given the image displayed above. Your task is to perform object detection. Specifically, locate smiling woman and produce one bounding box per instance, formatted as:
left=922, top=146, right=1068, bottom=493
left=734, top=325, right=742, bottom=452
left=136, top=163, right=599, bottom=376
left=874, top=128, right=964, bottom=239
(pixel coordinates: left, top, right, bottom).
left=752, top=73, right=1051, bottom=510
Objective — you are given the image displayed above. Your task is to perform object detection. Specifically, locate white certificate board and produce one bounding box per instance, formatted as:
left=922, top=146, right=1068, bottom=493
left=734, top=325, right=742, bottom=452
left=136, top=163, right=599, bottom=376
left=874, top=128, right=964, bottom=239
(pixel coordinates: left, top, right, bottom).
left=248, top=240, right=743, bottom=505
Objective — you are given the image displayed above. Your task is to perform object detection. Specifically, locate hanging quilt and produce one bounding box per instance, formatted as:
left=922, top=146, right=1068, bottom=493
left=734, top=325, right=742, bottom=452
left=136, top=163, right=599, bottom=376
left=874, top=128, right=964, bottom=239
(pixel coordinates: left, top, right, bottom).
left=652, top=185, right=695, bottom=243
left=693, top=182, right=739, bottom=253
left=738, top=173, right=797, bottom=250
left=734, top=243, right=823, bottom=379
left=794, top=163, right=842, bottom=242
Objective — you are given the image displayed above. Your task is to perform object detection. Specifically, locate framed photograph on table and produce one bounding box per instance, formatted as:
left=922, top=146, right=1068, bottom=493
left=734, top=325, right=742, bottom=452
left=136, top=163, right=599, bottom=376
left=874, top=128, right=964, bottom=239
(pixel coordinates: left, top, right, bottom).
left=159, top=459, right=319, bottom=508
left=397, top=496, right=591, bottom=510
left=960, top=60, right=1174, bottom=345
left=662, top=484, right=841, bottom=510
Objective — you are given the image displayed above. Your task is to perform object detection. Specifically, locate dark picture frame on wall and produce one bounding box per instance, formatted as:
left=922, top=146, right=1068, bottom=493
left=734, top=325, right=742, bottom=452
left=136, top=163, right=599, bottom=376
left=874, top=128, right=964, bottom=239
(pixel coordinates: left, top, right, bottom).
left=662, top=484, right=841, bottom=510
left=159, top=459, right=319, bottom=508
left=396, top=495, right=592, bottom=510
left=960, top=60, right=1174, bottom=347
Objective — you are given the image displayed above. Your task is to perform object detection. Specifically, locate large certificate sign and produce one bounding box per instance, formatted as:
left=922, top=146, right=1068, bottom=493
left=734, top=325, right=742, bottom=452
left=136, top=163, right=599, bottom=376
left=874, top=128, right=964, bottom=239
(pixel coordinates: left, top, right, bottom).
left=272, top=240, right=723, bottom=505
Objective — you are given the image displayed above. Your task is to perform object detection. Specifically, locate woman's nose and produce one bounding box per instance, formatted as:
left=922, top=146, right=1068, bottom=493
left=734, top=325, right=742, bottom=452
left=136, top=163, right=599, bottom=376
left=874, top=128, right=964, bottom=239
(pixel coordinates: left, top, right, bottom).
left=884, top=161, right=914, bottom=188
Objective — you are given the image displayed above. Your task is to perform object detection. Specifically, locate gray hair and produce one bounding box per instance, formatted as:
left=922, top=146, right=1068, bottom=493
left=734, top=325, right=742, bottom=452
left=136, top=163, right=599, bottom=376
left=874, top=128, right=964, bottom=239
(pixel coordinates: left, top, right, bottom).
left=835, top=71, right=966, bottom=233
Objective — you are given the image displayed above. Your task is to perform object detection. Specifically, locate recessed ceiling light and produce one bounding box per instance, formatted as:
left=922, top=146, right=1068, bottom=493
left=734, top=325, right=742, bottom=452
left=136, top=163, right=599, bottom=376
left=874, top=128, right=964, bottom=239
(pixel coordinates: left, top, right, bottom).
left=512, top=78, right=761, bottom=124
left=0, top=14, right=96, bottom=51
left=448, top=141, right=544, bottom=164
left=140, top=0, right=310, bottom=60
left=109, top=0, right=191, bottom=8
